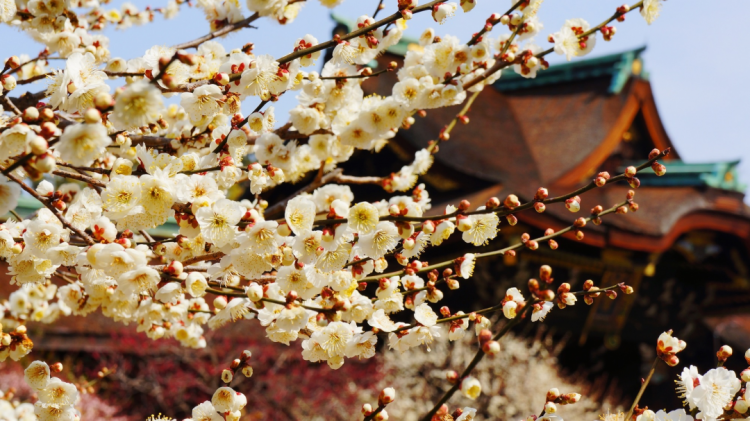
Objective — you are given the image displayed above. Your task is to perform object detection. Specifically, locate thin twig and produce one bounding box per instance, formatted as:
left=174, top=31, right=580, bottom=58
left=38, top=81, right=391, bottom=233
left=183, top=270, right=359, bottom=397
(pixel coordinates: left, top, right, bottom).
left=625, top=357, right=660, bottom=420
left=1, top=166, right=96, bottom=245
left=172, top=13, right=261, bottom=50
left=364, top=199, right=632, bottom=282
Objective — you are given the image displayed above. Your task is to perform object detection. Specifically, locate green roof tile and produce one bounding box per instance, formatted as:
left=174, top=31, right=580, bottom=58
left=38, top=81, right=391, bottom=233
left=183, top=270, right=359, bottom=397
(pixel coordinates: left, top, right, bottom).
left=621, top=160, right=746, bottom=193
left=493, top=46, right=647, bottom=94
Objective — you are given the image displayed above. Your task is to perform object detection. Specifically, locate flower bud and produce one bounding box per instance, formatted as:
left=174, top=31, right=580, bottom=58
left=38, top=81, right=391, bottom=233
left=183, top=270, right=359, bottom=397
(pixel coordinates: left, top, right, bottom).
left=221, top=369, right=233, bottom=383
left=50, top=362, right=63, bottom=372
left=422, top=220, right=436, bottom=234
left=23, top=107, right=39, bottom=122
left=5, top=56, right=20, bottom=69
left=478, top=329, right=492, bottom=344
left=506, top=215, right=518, bottom=226
left=563, top=393, right=581, bottom=404
left=717, top=345, right=733, bottom=362
left=565, top=197, right=581, bottom=213
left=486, top=197, right=500, bottom=208
left=362, top=403, right=373, bottom=416
left=741, top=368, right=750, bottom=382
left=214, top=72, right=230, bottom=85
left=482, top=340, right=500, bottom=355
left=34, top=154, right=57, bottom=173
left=29, top=136, right=48, bottom=155
left=546, top=388, right=560, bottom=402
left=374, top=410, right=389, bottom=421
left=1, top=75, right=16, bottom=91
left=625, top=166, right=637, bottom=178
left=457, top=215, right=474, bottom=232
left=379, top=387, right=396, bottom=405
left=214, top=295, right=228, bottom=310
left=544, top=402, right=557, bottom=414
left=736, top=399, right=749, bottom=414
left=242, top=366, right=253, bottom=378
left=534, top=202, right=546, bottom=213
left=504, top=194, right=520, bottom=209
left=652, top=162, right=667, bottom=176
left=165, top=260, right=183, bottom=276
left=95, top=92, right=115, bottom=110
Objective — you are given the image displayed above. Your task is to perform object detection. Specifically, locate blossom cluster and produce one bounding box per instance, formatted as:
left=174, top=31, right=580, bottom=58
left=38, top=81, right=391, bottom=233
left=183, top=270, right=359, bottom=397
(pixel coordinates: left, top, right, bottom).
left=0, top=0, right=669, bottom=418
left=23, top=360, right=81, bottom=420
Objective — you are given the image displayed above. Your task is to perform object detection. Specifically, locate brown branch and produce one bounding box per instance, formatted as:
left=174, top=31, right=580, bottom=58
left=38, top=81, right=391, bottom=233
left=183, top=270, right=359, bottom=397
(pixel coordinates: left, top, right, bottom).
left=318, top=148, right=668, bottom=227
left=104, top=71, right=146, bottom=77
left=2, top=137, right=60, bottom=176
left=0, top=95, right=22, bottom=115
left=1, top=165, right=96, bottom=246
left=467, top=0, right=526, bottom=46
left=276, top=0, right=447, bottom=64
left=332, top=173, right=383, bottom=186
left=52, top=169, right=106, bottom=187
left=263, top=168, right=343, bottom=218
left=420, top=303, right=534, bottom=421
left=172, top=13, right=261, bottom=50
left=364, top=199, right=631, bottom=282
left=56, top=163, right=111, bottom=175
left=463, top=1, right=644, bottom=91
left=129, top=135, right=173, bottom=148
left=181, top=251, right=226, bottom=267
left=212, top=99, right=268, bottom=153
left=139, top=230, right=155, bottom=243
left=7, top=90, right=48, bottom=111
left=318, top=67, right=390, bottom=80
left=17, top=72, right=51, bottom=85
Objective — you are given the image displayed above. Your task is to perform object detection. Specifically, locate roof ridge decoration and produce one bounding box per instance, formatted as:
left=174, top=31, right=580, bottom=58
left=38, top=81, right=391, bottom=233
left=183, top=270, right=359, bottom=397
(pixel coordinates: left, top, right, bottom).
left=494, top=46, right=648, bottom=94
left=623, top=160, right=747, bottom=193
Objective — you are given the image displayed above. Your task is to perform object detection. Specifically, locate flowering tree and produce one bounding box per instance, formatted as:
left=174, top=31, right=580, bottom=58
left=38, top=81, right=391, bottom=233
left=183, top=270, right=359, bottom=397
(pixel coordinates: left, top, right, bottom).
left=2, top=0, right=736, bottom=420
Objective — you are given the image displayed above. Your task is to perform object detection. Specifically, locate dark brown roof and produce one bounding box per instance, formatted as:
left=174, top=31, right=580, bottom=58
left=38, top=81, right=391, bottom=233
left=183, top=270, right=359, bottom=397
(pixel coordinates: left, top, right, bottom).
left=363, top=49, right=750, bottom=251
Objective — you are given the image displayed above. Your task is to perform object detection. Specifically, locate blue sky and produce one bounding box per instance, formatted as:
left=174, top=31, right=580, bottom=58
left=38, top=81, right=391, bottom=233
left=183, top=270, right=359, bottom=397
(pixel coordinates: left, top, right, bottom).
left=2, top=0, right=749, bottom=194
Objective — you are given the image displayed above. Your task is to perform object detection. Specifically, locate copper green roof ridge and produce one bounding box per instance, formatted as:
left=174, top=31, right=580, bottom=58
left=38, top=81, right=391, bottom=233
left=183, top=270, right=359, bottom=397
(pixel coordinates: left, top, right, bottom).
left=493, top=46, right=647, bottom=94
left=621, top=159, right=746, bottom=193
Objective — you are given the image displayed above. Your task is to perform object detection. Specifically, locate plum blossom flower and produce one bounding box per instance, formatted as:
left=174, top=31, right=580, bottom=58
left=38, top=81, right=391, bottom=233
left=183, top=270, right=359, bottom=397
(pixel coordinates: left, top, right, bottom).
left=461, top=376, right=482, bottom=400
left=656, top=330, right=686, bottom=366
left=690, top=368, right=740, bottom=421
left=285, top=196, right=316, bottom=235
left=676, top=366, right=701, bottom=410
left=348, top=202, right=380, bottom=234
left=552, top=18, right=596, bottom=61
left=110, top=80, right=164, bottom=130
left=641, top=0, right=662, bottom=24
left=196, top=198, right=244, bottom=247
left=0, top=175, right=21, bottom=218
left=414, top=303, right=438, bottom=326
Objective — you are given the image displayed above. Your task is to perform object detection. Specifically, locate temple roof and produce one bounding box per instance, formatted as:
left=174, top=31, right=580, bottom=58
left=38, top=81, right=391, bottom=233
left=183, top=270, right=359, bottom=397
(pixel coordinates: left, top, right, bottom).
left=360, top=43, right=750, bottom=251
